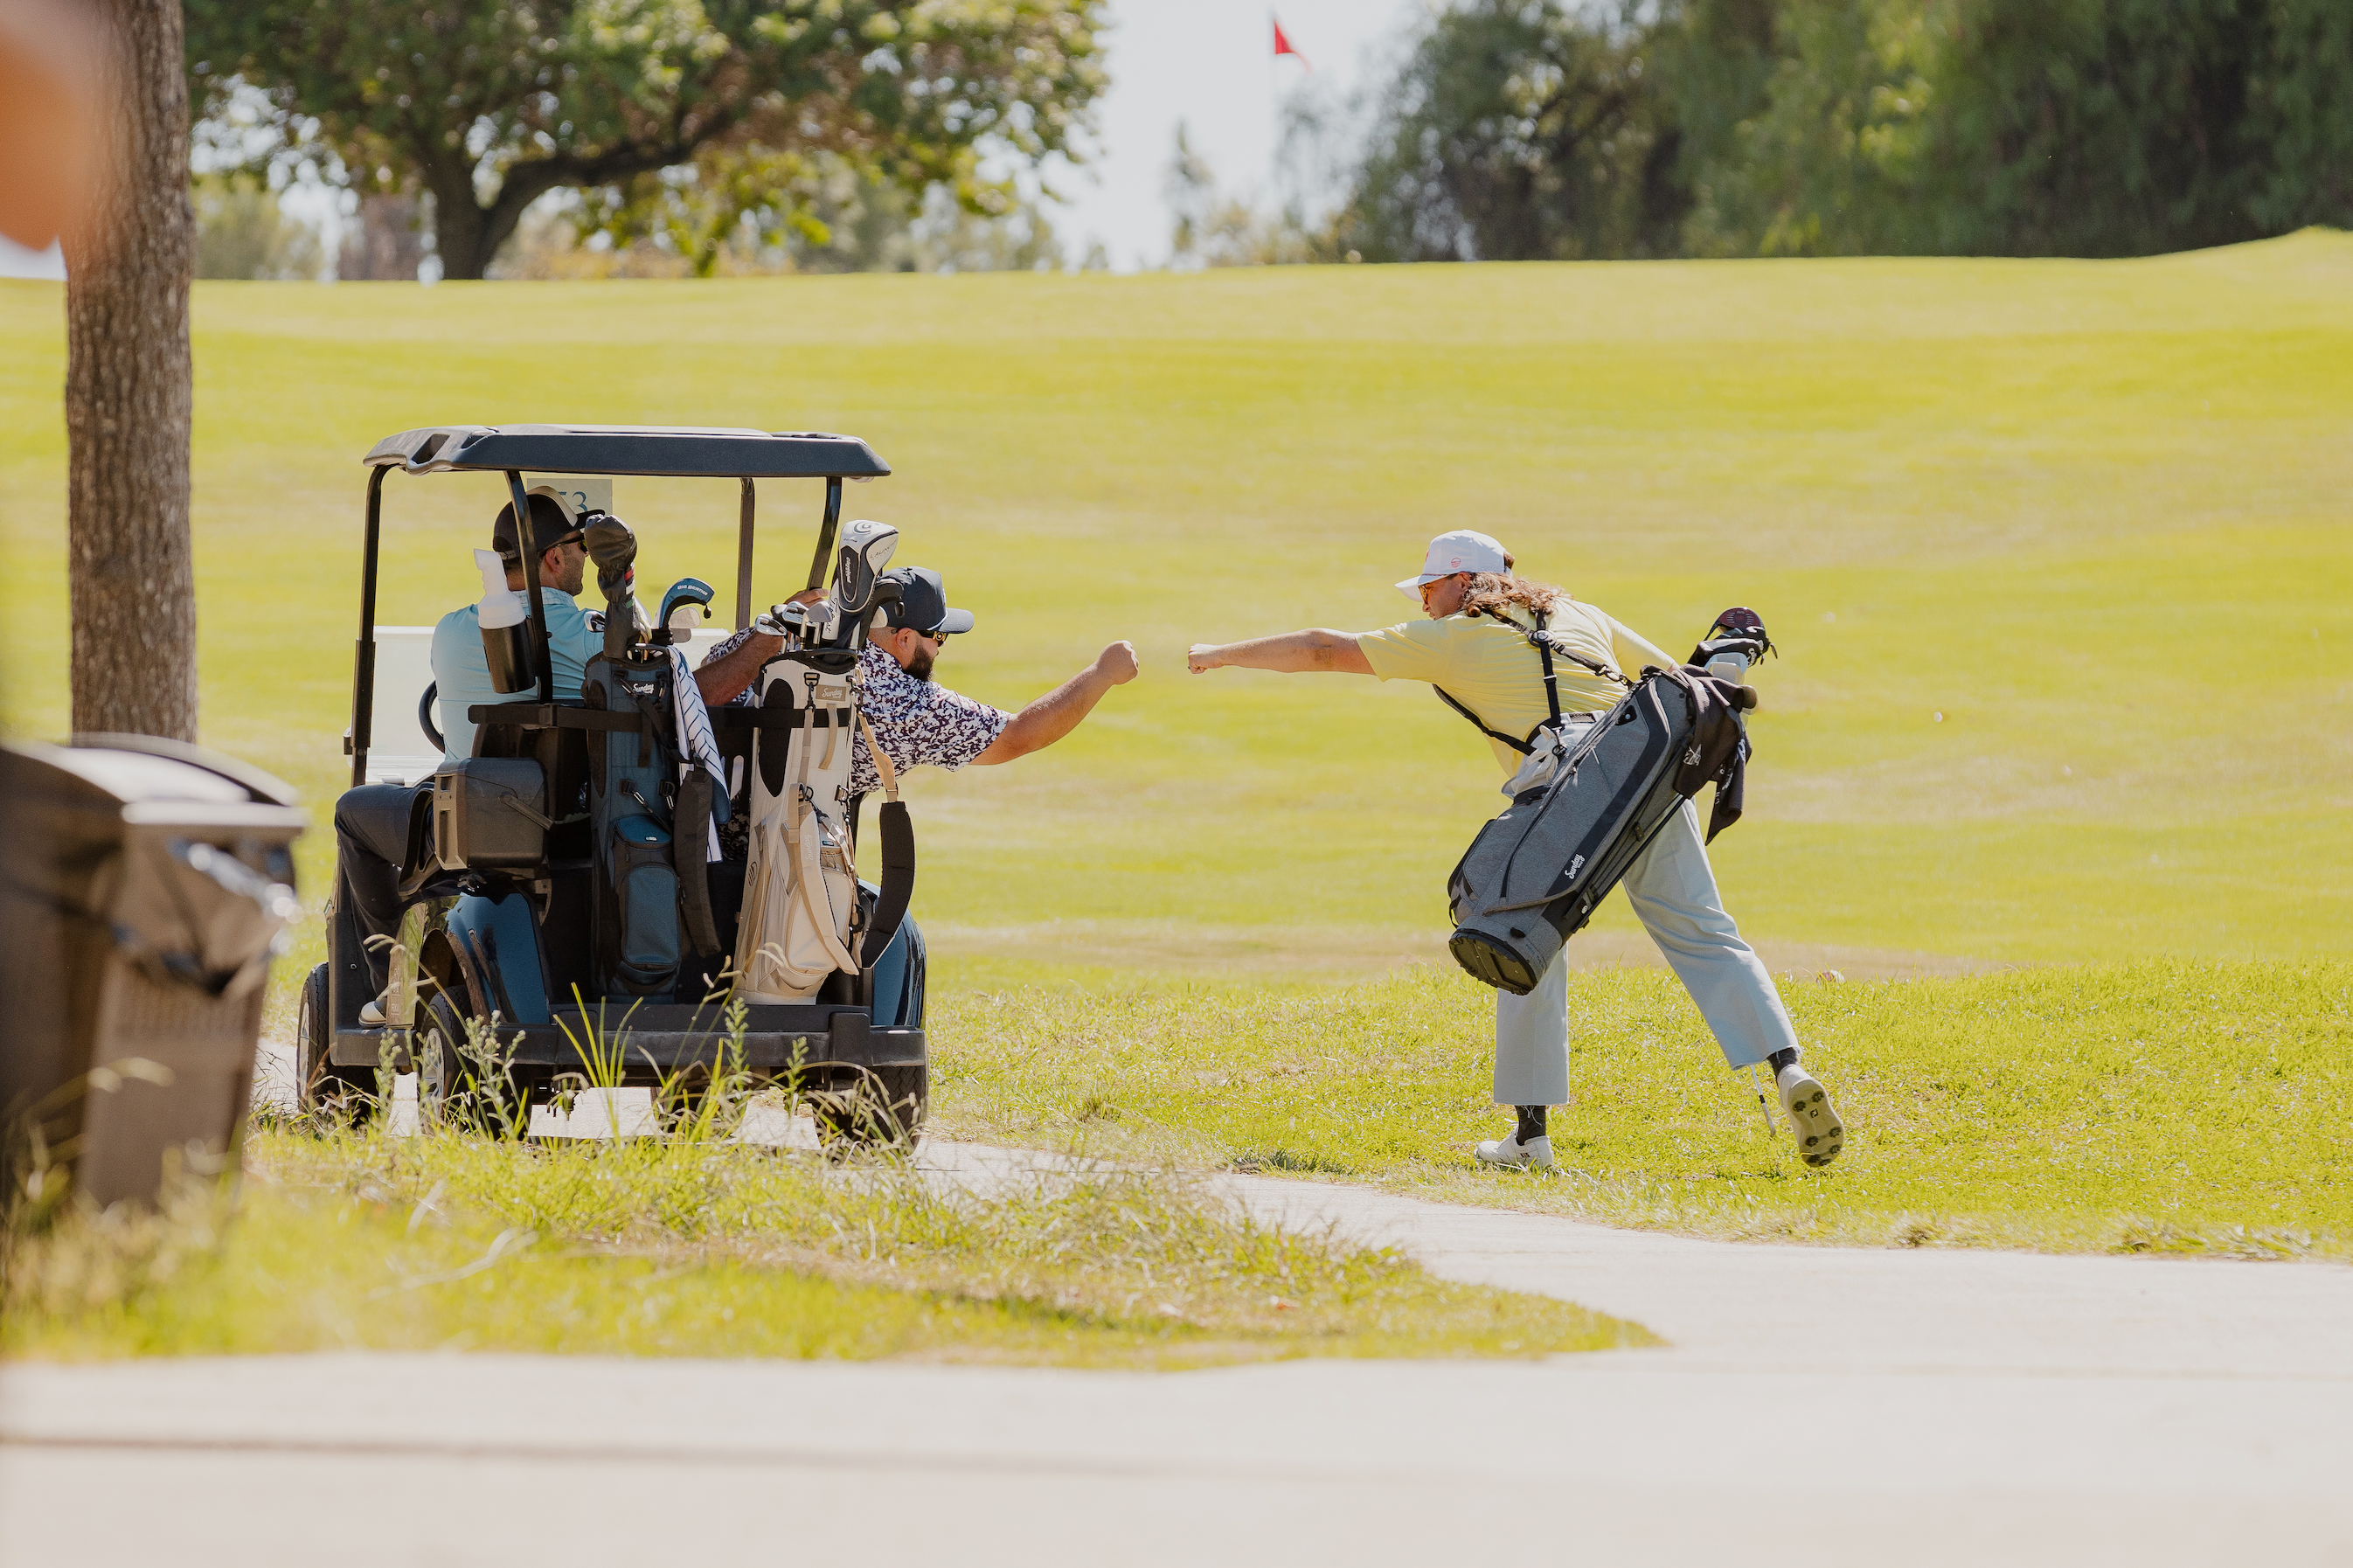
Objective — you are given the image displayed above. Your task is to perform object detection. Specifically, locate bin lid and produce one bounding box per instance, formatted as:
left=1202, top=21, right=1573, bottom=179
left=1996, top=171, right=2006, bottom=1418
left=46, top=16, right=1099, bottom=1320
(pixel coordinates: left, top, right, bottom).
left=43, top=748, right=250, bottom=806
left=3, top=738, right=307, bottom=832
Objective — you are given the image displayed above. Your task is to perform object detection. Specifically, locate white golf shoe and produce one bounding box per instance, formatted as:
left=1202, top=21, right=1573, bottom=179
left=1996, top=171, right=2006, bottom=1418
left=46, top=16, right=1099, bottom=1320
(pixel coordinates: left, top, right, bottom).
left=358, top=995, right=388, bottom=1026
left=1474, top=1132, right=1555, bottom=1170
left=1777, top=1064, right=1845, bottom=1168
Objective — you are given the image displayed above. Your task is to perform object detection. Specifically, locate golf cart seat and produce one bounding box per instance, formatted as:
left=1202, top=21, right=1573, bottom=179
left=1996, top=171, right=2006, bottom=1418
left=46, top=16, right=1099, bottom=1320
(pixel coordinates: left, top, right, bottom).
left=392, top=780, right=471, bottom=905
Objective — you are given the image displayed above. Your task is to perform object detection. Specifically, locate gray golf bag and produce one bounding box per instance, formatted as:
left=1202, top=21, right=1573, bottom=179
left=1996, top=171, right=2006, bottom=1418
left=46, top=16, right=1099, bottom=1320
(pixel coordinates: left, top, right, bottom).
left=1445, top=624, right=1762, bottom=996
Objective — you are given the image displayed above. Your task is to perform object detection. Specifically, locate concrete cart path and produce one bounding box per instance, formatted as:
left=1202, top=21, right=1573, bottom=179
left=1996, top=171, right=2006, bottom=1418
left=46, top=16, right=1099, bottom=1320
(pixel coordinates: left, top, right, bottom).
left=5, top=1137, right=2351, bottom=1566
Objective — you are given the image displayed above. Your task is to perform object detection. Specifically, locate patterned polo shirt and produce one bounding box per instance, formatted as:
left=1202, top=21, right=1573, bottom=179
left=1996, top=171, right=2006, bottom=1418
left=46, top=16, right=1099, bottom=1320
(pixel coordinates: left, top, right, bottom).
left=700, top=632, right=1008, bottom=800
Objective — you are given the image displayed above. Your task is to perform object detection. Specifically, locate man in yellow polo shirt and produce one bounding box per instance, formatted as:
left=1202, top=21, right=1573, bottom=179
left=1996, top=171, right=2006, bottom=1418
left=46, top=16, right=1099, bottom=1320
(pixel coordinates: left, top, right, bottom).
left=1185, top=529, right=1844, bottom=1172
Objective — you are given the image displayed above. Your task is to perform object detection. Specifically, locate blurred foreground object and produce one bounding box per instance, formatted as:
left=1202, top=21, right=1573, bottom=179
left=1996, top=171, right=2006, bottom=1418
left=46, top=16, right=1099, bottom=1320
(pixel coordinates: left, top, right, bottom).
left=0, top=738, right=303, bottom=1210
left=0, top=0, right=103, bottom=250
left=64, top=0, right=197, bottom=741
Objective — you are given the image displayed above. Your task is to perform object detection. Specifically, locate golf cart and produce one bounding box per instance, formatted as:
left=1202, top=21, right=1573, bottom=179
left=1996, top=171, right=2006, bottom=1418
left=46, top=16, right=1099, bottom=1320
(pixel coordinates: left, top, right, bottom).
left=295, top=425, right=928, bottom=1141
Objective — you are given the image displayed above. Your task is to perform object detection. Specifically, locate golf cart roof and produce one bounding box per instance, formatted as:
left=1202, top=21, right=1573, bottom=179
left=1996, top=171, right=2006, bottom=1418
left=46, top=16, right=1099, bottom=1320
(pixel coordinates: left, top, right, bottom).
left=362, top=425, right=890, bottom=480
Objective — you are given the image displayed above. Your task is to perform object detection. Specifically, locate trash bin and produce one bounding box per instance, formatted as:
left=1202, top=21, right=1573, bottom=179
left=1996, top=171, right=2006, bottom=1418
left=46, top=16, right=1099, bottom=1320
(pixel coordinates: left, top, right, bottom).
left=0, top=735, right=306, bottom=1209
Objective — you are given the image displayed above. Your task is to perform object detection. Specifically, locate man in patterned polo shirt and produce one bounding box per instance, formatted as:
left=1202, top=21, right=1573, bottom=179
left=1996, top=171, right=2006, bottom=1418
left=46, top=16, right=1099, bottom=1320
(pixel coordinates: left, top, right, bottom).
left=698, top=565, right=1137, bottom=858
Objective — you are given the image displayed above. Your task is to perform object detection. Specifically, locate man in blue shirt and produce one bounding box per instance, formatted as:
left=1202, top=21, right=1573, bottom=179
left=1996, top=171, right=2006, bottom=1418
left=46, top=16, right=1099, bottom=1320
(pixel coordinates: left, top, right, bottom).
left=430, top=493, right=600, bottom=760
left=333, top=492, right=591, bottom=1022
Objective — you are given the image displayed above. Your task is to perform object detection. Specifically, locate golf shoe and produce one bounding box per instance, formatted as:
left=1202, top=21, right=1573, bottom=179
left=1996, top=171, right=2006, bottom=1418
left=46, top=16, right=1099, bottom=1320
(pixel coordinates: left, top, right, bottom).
left=1474, top=1132, right=1555, bottom=1170
left=1777, top=1063, right=1845, bottom=1168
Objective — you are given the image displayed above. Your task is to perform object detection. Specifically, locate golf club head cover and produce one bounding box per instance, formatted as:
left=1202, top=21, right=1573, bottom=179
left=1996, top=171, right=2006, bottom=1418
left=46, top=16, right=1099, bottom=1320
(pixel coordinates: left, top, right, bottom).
left=585, top=512, right=637, bottom=597
left=1697, top=607, right=1773, bottom=660
left=831, top=518, right=899, bottom=619
left=1690, top=635, right=1768, bottom=670
left=583, top=512, right=642, bottom=658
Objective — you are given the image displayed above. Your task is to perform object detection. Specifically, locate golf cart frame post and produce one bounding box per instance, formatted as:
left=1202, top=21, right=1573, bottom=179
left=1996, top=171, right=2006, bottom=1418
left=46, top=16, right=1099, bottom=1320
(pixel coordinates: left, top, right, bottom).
left=350, top=426, right=883, bottom=788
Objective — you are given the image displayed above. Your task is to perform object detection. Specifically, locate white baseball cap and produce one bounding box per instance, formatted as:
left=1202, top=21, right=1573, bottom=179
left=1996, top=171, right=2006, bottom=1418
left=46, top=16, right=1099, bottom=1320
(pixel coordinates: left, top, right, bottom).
left=1397, top=529, right=1511, bottom=599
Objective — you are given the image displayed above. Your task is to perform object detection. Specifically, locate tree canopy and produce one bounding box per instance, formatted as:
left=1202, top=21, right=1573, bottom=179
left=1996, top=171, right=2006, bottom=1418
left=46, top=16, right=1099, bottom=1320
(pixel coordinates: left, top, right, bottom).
left=186, top=0, right=1107, bottom=279
left=1337, top=0, right=1685, bottom=263
left=1329, top=0, right=2353, bottom=262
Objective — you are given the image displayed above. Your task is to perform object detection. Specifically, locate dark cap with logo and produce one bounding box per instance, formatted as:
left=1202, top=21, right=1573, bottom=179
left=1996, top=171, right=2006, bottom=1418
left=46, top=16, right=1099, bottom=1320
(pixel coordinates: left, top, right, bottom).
left=492, top=491, right=584, bottom=564
left=876, top=567, right=975, bottom=636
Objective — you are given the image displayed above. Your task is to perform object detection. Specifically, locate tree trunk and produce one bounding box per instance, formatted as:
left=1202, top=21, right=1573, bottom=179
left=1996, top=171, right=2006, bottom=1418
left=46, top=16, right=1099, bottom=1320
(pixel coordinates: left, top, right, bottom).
left=60, top=0, right=196, bottom=742
left=427, top=168, right=492, bottom=281
left=426, top=161, right=550, bottom=281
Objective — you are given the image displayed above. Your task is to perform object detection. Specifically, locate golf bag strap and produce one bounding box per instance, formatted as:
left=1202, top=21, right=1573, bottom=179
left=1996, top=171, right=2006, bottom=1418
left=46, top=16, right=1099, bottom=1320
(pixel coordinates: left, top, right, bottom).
left=1433, top=608, right=1625, bottom=756
left=1530, top=610, right=1564, bottom=730
left=1525, top=614, right=1633, bottom=695
left=857, top=712, right=900, bottom=803
left=1432, top=685, right=1536, bottom=755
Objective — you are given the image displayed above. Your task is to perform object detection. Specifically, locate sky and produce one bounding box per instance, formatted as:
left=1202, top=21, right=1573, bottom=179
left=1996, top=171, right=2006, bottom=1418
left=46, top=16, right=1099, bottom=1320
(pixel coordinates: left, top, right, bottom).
left=1047, top=0, right=1425, bottom=269
left=0, top=1, right=1427, bottom=281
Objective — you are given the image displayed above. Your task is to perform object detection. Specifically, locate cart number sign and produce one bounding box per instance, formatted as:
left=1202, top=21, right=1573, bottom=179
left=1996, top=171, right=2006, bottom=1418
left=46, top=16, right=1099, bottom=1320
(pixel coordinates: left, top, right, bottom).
left=524, top=473, right=614, bottom=519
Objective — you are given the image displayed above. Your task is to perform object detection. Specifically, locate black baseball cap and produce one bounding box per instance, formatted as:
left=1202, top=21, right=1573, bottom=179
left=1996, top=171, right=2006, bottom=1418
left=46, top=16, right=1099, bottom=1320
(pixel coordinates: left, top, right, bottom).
left=876, top=567, right=975, bottom=636
left=492, top=491, right=584, bottom=564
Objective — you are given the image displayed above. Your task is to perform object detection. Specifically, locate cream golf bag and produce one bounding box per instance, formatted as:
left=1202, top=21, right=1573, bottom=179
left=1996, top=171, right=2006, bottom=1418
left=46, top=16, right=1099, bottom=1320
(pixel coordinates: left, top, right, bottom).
left=732, top=520, right=899, bottom=1002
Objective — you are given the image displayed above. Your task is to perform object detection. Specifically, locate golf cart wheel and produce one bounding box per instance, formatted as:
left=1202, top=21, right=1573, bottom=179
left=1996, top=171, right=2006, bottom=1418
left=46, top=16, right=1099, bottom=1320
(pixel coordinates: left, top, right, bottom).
left=420, top=995, right=535, bottom=1135
left=413, top=993, right=475, bottom=1126
left=295, top=961, right=375, bottom=1125
left=815, top=1065, right=927, bottom=1152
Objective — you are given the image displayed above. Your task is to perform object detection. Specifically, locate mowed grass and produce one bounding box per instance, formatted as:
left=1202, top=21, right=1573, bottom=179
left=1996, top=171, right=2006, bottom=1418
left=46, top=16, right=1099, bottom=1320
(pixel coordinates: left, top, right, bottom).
left=2, top=239, right=2348, bottom=1265
left=929, top=956, right=2353, bottom=1259
left=2, top=235, right=2349, bottom=976
left=4, top=1125, right=1642, bottom=1366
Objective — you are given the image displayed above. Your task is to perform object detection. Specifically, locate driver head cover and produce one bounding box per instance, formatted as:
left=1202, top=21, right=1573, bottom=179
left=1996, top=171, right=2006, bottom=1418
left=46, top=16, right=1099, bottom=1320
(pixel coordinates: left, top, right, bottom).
left=1398, top=529, right=1511, bottom=599
left=877, top=567, right=975, bottom=636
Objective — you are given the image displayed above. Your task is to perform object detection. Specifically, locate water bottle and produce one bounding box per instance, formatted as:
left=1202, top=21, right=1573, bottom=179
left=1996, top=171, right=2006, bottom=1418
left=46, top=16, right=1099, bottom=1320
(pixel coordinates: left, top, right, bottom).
left=474, top=548, right=537, bottom=696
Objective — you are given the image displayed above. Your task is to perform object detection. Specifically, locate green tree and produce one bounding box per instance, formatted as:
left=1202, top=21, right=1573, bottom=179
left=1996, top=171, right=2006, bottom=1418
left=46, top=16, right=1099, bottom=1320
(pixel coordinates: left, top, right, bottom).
left=185, top=0, right=1107, bottom=281
left=2243, top=0, right=2353, bottom=231
left=1682, top=0, right=2353, bottom=257
left=1335, top=0, right=1687, bottom=262
left=1678, top=0, right=1943, bottom=255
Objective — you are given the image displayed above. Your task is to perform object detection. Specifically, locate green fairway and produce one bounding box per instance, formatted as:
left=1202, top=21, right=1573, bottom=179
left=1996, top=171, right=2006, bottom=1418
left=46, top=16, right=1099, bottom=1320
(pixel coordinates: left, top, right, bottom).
left=929, top=957, right=2353, bottom=1259
left=3, top=238, right=2348, bottom=1257
left=3, top=234, right=2349, bottom=975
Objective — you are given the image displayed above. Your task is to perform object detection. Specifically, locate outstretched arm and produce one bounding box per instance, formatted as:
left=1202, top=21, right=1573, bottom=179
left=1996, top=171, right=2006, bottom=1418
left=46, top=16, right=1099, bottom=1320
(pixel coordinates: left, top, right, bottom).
left=972, top=642, right=1140, bottom=765
left=1186, top=629, right=1374, bottom=676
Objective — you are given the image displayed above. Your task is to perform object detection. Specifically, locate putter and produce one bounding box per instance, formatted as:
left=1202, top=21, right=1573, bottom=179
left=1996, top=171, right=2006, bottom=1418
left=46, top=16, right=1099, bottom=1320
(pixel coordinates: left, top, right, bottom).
left=657, top=577, right=715, bottom=648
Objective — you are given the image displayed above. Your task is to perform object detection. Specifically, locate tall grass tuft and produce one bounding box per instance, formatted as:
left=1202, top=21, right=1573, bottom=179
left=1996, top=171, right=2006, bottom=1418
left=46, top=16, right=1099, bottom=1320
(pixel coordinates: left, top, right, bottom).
left=6, top=1021, right=1643, bottom=1364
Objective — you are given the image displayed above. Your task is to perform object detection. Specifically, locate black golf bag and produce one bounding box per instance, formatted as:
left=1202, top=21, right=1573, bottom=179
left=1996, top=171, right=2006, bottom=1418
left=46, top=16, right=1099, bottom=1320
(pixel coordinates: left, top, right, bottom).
left=1445, top=643, right=1759, bottom=997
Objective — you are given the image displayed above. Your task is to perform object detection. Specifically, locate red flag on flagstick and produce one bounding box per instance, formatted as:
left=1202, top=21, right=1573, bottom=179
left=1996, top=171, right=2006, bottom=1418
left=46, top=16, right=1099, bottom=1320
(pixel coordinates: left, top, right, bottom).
left=1273, top=16, right=1310, bottom=70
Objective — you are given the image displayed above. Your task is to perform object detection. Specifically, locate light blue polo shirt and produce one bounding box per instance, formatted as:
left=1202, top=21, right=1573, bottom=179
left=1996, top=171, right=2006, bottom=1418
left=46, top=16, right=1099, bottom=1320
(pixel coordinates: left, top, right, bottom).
left=431, top=589, right=602, bottom=763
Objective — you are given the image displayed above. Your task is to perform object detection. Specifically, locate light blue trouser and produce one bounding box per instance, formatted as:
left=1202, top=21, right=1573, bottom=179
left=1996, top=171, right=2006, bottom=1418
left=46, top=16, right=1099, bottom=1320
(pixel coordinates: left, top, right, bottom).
left=1493, top=797, right=1799, bottom=1106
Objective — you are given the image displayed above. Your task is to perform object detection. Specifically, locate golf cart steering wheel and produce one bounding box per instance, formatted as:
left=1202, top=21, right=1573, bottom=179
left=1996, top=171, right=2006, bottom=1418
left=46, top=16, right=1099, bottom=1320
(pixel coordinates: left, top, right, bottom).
left=419, top=682, right=445, bottom=753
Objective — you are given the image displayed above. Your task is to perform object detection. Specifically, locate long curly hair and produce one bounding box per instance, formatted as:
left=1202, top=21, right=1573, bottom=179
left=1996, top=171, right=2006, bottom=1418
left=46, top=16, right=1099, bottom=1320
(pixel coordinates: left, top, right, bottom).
left=1459, top=572, right=1569, bottom=624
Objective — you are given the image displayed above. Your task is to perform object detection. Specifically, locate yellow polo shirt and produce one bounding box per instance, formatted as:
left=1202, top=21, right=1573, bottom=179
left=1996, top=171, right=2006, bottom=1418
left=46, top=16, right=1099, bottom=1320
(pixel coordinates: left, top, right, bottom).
left=1357, top=602, right=1676, bottom=775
